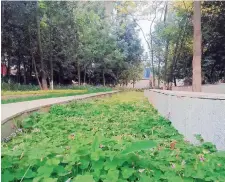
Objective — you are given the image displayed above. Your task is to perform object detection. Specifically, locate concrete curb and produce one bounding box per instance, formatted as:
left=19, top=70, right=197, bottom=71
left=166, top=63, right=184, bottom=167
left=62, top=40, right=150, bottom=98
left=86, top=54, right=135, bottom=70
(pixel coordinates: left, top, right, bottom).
left=149, top=89, right=225, bottom=100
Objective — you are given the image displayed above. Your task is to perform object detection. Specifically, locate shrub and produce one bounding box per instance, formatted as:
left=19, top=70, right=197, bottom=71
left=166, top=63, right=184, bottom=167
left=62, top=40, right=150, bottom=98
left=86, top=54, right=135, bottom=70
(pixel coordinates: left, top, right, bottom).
left=1, top=82, right=39, bottom=91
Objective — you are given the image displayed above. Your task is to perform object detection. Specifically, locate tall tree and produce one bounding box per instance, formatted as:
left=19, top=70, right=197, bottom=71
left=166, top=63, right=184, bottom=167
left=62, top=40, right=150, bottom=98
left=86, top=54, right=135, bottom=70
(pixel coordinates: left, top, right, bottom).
left=1, top=1, right=144, bottom=88
left=36, top=1, right=48, bottom=90
left=192, top=1, right=202, bottom=92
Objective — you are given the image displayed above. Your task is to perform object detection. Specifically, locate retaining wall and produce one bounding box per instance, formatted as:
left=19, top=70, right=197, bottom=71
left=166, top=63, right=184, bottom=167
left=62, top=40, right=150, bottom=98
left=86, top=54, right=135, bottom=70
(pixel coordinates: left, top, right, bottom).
left=172, top=83, right=225, bottom=94
left=144, top=89, right=225, bottom=150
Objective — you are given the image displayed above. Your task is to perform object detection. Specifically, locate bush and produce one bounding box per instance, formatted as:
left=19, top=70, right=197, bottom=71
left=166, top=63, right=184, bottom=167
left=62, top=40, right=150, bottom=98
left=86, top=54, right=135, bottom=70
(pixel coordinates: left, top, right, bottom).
left=55, top=84, right=112, bottom=92
left=2, top=89, right=87, bottom=96
left=1, top=82, right=39, bottom=91
left=1, top=82, right=112, bottom=92
left=114, top=87, right=146, bottom=92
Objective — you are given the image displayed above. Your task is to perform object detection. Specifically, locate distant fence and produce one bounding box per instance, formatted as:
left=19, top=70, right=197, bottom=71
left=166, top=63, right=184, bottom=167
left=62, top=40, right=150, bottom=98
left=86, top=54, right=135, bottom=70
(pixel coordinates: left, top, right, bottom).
left=144, top=89, right=225, bottom=150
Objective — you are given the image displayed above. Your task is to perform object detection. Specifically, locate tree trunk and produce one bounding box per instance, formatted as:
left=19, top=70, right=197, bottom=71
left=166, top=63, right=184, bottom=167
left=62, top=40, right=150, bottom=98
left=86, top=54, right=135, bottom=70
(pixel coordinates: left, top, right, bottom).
left=173, top=76, right=177, bottom=87
left=210, top=62, right=217, bottom=83
left=7, top=55, right=11, bottom=83
left=169, top=29, right=182, bottom=85
left=224, top=64, right=225, bottom=81
left=133, top=80, right=135, bottom=88
left=102, top=69, right=105, bottom=86
left=49, top=34, right=53, bottom=90
left=83, top=67, right=86, bottom=84
left=116, top=72, right=119, bottom=86
left=149, top=7, right=157, bottom=88
left=163, top=40, right=169, bottom=88
left=28, top=26, right=42, bottom=90
left=29, top=59, right=32, bottom=84
left=149, top=79, right=152, bottom=88
left=49, top=61, right=53, bottom=89
left=164, top=2, right=168, bottom=23
left=49, top=11, right=54, bottom=90
left=169, top=17, right=188, bottom=83
left=157, top=57, right=161, bottom=88
left=150, top=38, right=155, bottom=87
left=192, top=1, right=202, bottom=92
left=31, top=52, right=42, bottom=90
left=36, top=2, right=48, bottom=90
left=17, top=56, right=21, bottom=84
left=77, top=60, right=81, bottom=85
left=169, top=82, right=172, bottom=90
left=58, top=69, right=61, bottom=84
left=173, top=27, right=188, bottom=78
left=23, top=60, right=26, bottom=84
left=163, top=3, right=169, bottom=89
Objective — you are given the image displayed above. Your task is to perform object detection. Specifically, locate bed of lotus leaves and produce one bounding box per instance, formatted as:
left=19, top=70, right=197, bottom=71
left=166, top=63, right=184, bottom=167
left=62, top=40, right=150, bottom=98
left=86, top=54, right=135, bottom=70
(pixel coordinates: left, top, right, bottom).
left=1, top=92, right=225, bottom=182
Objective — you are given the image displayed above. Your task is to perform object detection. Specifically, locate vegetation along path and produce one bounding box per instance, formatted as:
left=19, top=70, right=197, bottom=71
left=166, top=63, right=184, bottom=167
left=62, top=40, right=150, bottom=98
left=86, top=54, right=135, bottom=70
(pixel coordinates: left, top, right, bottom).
left=1, top=91, right=118, bottom=124
left=2, top=92, right=225, bottom=182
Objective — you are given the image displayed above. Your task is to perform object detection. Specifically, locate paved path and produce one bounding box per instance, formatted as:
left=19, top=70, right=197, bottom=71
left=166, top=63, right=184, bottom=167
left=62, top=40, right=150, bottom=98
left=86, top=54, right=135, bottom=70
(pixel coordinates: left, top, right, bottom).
left=1, top=91, right=119, bottom=124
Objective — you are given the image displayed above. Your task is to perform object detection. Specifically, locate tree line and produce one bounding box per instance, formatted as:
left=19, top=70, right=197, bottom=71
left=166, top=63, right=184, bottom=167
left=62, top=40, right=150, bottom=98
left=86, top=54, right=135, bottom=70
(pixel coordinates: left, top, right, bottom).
left=117, top=1, right=225, bottom=90
left=153, top=1, right=225, bottom=88
left=1, top=1, right=144, bottom=89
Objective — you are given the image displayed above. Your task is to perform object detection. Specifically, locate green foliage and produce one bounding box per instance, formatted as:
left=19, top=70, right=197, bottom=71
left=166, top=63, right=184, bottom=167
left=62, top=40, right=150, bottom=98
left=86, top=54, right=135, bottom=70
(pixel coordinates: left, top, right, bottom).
left=121, top=140, right=156, bottom=155
left=1, top=85, right=112, bottom=104
left=195, top=134, right=204, bottom=143
left=115, top=87, right=145, bottom=92
left=2, top=92, right=225, bottom=181
left=152, top=1, right=225, bottom=84
left=1, top=82, right=40, bottom=91
left=1, top=1, right=144, bottom=87
left=1, top=82, right=112, bottom=92
left=73, top=175, right=95, bottom=182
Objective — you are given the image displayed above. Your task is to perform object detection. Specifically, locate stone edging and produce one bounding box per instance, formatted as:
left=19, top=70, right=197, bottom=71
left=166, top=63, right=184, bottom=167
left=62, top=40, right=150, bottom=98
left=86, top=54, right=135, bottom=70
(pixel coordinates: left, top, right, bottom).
left=149, top=89, right=225, bottom=100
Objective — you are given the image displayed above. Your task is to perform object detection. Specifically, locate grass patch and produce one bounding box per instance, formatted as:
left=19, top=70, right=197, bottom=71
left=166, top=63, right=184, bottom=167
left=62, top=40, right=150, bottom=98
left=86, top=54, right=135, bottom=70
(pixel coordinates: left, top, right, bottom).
left=2, top=87, right=112, bottom=104
left=2, top=89, right=87, bottom=96
left=1, top=82, right=113, bottom=92
left=2, top=92, right=225, bottom=182
left=1, top=82, right=40, bottom=91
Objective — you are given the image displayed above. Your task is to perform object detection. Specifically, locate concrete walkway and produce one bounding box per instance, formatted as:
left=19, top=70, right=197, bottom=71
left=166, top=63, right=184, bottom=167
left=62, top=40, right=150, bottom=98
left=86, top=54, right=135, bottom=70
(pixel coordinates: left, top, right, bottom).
left=1, top=91, right=119, bottom=124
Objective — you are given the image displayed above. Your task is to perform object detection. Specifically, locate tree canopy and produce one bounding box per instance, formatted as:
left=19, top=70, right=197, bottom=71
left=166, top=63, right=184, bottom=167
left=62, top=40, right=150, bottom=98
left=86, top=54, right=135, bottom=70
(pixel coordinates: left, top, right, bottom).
left=151, top=1, right=225, bottom=87
left=2, top=1, right=225, bottom=89
left=1, top=1, right=144, bottom=89
left=116, top=1, right=225, bottom=88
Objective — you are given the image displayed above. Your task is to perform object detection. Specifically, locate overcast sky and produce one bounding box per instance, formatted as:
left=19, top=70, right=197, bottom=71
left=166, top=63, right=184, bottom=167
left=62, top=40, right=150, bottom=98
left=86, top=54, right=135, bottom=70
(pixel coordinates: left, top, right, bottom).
left=135, top=2, right=164, bottom=58
left=138, top=19, right=150, bottom=55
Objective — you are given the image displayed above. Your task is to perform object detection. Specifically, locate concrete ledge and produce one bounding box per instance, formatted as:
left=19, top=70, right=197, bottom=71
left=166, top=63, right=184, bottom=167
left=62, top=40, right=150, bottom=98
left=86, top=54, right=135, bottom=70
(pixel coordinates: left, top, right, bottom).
left=144, top=89, right=225, bottom=150
left=1, top=91, right=120, bottom=139
left=172, top=83, right=225, bottom=94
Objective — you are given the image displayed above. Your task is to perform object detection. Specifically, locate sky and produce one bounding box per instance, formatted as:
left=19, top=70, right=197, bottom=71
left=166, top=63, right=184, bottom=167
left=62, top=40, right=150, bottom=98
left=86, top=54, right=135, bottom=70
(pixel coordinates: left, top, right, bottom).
left=107, top=1, right=164, bottom=61
left=135, top=2, right=165, bottom=59
left=138, top=19, right=151, bottom=55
